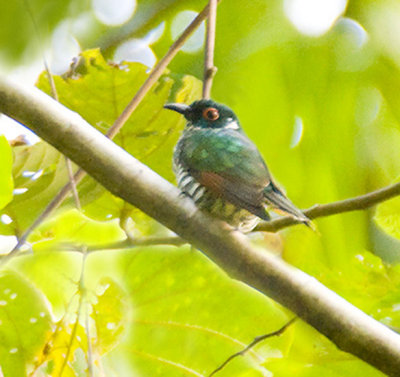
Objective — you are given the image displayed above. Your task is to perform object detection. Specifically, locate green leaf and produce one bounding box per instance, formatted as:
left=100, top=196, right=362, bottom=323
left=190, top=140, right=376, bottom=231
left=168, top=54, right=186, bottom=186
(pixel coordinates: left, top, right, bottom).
left=0, top=141, right=77, bottom=235
left=92, top=277, right=129, bottom=354
left=268, top=357, right=386, bottom=377
left=11, top=252, right=81, bottom=317
left=34, top=319, right=89, bottom=377
left=31, top=209, right=126, bottom=249
left=0, top=136, right=13, bottom=210
left=375, top=192, right=400, bottom=240
left=103, top=247, right=292, bottom=376
left=0, top=271, right=52, bottom=377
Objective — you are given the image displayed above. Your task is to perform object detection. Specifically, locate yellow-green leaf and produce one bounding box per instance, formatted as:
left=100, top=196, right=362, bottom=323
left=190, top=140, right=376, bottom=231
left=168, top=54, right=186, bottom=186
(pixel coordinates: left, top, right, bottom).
left=92, top=277, right=129, bottom=354
left=375, top=194, right=400, bottom=240
left=0, top=136, right=13, bottom=210
left=0, top=271, right=52, bottom=377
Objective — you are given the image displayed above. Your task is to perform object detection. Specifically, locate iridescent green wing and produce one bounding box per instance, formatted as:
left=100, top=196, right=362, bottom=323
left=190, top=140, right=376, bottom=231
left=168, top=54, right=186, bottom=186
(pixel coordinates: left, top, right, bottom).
left=179, top=129, right=271, bottom=219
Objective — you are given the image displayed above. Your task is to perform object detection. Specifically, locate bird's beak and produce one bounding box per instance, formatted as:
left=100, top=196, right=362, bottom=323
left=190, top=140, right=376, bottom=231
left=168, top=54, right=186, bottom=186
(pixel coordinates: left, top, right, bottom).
left=164, top=103, right=190, bottom=115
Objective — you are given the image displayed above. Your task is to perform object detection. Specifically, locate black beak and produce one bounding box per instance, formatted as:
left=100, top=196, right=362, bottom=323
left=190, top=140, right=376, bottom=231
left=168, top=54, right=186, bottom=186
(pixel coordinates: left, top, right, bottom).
left=164, top=103, right=190, bottom=115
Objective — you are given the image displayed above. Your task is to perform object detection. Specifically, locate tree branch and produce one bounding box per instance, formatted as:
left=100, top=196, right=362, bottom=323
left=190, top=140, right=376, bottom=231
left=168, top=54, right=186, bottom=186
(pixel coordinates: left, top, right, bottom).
left=203, top=0, right=218, bottom=99
left=256, top=181, right=400, bottom=232
left=1, top=77, right=400, bottom=376
left=51, top=236, right=186, bottom=253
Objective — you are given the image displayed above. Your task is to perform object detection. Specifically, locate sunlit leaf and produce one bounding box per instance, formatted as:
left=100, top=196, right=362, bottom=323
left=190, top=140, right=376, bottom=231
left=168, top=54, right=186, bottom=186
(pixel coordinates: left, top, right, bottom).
left=92, top=277, right=129, bottom=354
left=102, top=247, right=293, bottom=376
left=375, top=191, right=400, bottom=240
left=0, top=141, right=77, bottom=235
left=12, top=252, right=81, bottom=318
left=0, top=271, right=52, bottom=377
left=31, top=209, right=125, bottom=249
left=33, top=319, right=89, bottom=377
left=0, top=136, right=13, bottom=210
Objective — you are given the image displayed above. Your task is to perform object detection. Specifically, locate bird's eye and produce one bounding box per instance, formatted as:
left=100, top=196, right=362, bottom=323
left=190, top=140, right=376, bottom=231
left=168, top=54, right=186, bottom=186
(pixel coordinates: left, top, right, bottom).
left=202, top=107, right=220, bottom=121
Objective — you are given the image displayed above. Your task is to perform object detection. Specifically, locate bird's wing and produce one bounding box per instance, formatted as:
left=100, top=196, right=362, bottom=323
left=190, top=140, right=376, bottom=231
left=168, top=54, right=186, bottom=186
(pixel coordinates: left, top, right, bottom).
left=263, top=180, right=310, bottom=223
left=179, top=129, right=271, bottom=220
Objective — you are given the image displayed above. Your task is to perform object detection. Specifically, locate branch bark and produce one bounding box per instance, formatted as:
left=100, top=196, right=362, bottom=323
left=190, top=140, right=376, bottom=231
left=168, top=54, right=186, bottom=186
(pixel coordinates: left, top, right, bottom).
left=1, top=77, right=400, bottom=376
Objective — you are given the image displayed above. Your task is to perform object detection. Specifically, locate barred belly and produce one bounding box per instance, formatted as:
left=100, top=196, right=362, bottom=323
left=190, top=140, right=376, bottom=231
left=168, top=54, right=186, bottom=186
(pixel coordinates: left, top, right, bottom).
left=175, top=167, right=259, bottom=232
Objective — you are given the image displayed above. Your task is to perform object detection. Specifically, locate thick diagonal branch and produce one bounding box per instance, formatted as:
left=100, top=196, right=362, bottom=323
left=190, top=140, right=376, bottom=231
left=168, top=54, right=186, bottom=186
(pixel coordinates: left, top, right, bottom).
left=1, top=78, right=400, bottom=376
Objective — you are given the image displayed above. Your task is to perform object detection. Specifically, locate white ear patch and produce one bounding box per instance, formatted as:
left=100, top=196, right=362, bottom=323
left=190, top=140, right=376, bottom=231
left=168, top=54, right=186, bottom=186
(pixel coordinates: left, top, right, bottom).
left=224, top=119, right=240, bottom=130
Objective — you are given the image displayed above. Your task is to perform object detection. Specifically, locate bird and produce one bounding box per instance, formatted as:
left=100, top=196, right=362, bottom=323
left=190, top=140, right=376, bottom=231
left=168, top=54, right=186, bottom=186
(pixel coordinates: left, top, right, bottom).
left=164, top=99, right=310, bottom=232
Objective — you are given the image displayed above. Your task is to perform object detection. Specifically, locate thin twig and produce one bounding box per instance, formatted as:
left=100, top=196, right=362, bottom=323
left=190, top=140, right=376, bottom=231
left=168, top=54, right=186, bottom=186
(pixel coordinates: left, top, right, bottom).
left=4, top=1, right=221, bottom=260
left=22, top=0, right=56, bottom=102
left=64, top=157, right=81, bottom=210
left=30, top=3, right=82, bottom=215
left=0, top=236, right=188, bottom=258
left=85, top=309, right=94, bottom=377
left=33, top=8, right=82, bottom=213
left=256, top=181, right=400, bottom=232
left=208, top=317, right=297, bottom=377
left=52, top=236, right=186, bottom=253
left=46, top=72, right=81, bottom=212
left=44, top=62, right=58, bottom=102
left=81, top=248, right=94, bottom=377
left=0, top=236, right=186, bottom=260
left=88, top=235, right=186, bottom=250
left=58, top=252, right=88, bottom=377
left=203, top=0, right=218, bottom=99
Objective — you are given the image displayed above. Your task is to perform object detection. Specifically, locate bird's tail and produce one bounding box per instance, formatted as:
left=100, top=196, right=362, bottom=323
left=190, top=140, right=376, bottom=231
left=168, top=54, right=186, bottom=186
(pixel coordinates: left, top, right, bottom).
left=263, top=182, right=311, bottom=226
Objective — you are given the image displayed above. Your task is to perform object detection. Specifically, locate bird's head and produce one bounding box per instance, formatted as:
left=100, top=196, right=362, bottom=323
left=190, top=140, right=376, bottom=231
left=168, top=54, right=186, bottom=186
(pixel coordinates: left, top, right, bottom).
left=164, top=99, right=241, bottom=130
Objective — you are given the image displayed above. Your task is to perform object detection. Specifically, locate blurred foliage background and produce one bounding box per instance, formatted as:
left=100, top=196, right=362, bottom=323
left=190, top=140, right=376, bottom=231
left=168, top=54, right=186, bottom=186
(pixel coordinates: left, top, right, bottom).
left=1, top=0, right=400, bottom=376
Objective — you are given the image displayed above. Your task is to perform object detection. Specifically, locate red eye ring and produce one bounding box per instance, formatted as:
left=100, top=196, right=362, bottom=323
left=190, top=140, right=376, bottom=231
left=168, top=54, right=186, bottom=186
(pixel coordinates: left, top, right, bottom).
left=202, top=107, right=220, bottom=121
